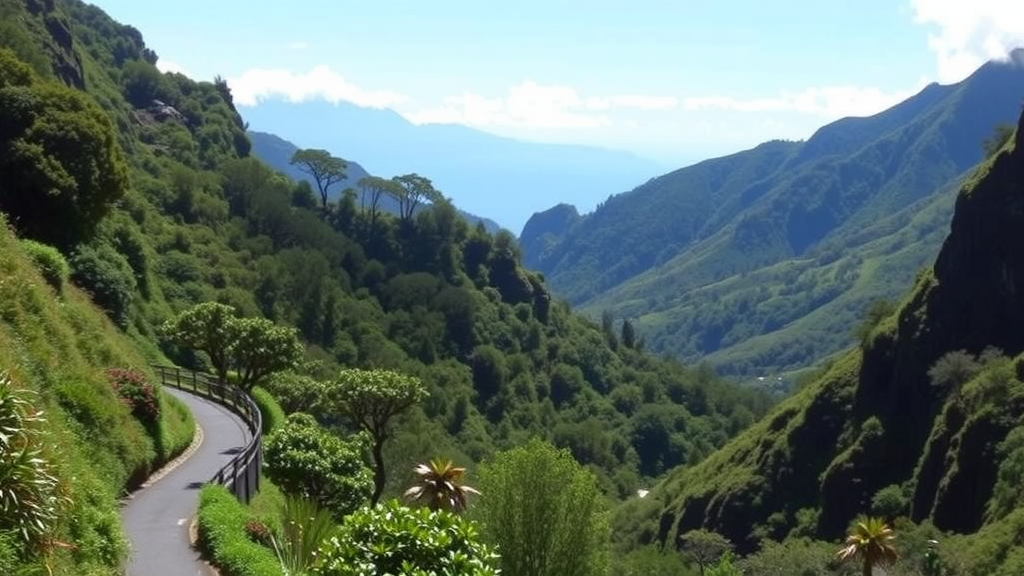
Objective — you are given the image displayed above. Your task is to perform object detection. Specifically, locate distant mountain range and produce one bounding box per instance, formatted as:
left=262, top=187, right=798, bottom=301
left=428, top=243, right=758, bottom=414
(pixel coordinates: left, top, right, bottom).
left=521, top=51, right=1024, bottom=385
left=248, top=131, right=501, bottom=232
left=239, top=101, right=667, bottom=231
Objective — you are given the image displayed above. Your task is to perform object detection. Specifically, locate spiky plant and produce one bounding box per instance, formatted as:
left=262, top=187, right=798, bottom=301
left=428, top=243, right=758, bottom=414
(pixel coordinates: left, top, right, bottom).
left=0, top=373, right=63, bottom=552
left=271, top=495, right=337, bottom=576
left=836, top=517, right=899, bottom=576
left=403, top=458, right=480, bottom=513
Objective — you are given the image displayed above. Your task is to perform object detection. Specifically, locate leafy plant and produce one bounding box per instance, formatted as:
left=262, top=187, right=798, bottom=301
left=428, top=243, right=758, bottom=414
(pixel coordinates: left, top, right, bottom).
left=105, top=368, right=159, bottom=423
left=835, top=517, right=899, bottom=576
left=0, top=374, right=64, bottom=552
left=18, top=239, right=68, bottom=291
left=313, top=499, right=499, bottom=576
left=403, top=458, right=480, bottom=513
left=263, top=413, right=372, bottom=518
left=271, top=495, right=336, bottom=576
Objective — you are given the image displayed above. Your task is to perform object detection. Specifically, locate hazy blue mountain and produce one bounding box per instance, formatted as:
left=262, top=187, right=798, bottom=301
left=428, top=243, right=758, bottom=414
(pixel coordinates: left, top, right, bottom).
left=239, top=101, right=667, bottom=231
left=248, top=130, right=501, bottom=232
left=522, top=52, right=1024, bottom=383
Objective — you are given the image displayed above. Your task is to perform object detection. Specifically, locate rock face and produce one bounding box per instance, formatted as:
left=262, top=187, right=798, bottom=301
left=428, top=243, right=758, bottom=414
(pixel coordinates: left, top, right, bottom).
left=648, top=109, right=1024, bottom=551
left=519, top=203, right=580, bottom=271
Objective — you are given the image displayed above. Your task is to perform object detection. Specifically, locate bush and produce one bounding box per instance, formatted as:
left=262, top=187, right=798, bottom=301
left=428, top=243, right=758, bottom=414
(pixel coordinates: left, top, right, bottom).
left=106, top=368, right=160, bottom=423
left=19, top=239, right=69, bottom=290
left=251, top=387, right=285, bottom=434
left=197, top=486, right=281, bottom=576
left=314, top=500, right=499, bottom=576
left=69, top=244, right=136, bottom=329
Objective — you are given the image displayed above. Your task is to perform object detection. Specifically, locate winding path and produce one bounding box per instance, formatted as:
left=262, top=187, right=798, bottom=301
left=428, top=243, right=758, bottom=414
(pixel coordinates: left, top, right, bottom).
left=121, top=387, right=251, bottom=576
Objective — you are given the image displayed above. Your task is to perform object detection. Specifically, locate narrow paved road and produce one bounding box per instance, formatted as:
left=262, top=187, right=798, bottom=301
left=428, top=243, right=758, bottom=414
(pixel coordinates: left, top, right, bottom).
left=121, top=387, right=251, bottom=576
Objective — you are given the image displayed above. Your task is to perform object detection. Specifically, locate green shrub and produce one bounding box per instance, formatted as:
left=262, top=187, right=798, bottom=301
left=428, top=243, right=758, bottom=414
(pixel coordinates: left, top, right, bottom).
left=197, top=486, right=281, bottom=576
left=18, top=239, right=69, bottom=291
left=251, top=387, right=285, bottom=435
left=68, top=243, right=136, bottom=329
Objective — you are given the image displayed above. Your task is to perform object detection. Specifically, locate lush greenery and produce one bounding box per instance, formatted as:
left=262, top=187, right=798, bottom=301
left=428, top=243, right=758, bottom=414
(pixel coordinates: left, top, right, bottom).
left=523, top=64, right=1024, bottom=383
left=475, top=438, right=610, bottom=576
left=197, top=486, right=281, bottom=576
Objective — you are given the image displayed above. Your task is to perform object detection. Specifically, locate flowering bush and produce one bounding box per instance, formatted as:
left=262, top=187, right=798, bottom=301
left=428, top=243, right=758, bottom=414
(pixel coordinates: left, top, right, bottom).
left=106, top=368, right=159, bottom=423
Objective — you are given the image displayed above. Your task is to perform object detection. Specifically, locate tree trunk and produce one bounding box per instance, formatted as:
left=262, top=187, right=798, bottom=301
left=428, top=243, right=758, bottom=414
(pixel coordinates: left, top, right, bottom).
left=370, top=437, right=386, bottom=506
left=863, top=558, right=872, bottom=576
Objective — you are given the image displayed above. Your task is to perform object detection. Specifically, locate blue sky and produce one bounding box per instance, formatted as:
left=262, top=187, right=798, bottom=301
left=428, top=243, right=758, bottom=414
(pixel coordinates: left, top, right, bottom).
left=92, top=0, right=1023, bottom=165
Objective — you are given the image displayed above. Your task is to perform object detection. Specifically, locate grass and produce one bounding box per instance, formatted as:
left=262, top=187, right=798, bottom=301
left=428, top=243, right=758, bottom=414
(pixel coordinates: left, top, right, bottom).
left=0, top=217, right=193, bottom=574
left=197, top=486, right=282, bottom=576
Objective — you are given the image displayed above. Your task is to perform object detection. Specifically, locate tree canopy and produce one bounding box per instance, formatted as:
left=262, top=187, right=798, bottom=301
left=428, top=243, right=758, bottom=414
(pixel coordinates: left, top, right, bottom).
left=290, top=148, right=346, bottom=212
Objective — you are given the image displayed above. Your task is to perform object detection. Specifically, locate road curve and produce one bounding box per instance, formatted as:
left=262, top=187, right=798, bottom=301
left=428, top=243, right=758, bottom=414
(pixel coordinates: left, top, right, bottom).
left=121, top=387, right=251, bottom=576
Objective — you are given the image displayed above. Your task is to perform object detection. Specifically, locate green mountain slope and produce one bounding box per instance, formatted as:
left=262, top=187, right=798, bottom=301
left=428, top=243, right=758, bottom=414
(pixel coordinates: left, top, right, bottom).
left=523, top=57, right=1024, bottom=381
left=617, top=112, right=1024, bottom=574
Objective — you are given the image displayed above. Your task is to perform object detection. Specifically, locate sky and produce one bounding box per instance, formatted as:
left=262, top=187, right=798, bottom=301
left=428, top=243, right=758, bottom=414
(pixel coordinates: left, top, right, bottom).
left=89, top=0, right=1024, bottom=165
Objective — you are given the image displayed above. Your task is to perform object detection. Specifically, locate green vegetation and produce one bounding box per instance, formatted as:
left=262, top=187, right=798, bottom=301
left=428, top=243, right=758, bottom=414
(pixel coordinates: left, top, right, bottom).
left=197, top=486, right=281, bottom=576
left=316, top=500, right=499, bottom=576
left=251, top=386, right=286, bottom=434
left=475, top=438, right=610, bottom=576
left=263, top=413, right=372, bottom=518
left=835, top=517, right=899, bottom=576
left=525, top=63, right=1024, bottom=382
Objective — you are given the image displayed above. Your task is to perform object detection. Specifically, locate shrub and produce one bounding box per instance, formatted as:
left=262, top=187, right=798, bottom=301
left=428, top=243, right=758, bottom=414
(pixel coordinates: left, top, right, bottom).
left=197, top=486, right=281, bottom=576
left=314, top=500, right=499, bottom=576
left=106, top=368, right=160, bottom=423
left=19, top=239, right=69, bottom=291
left=871, top=484, right=909, bottom=520
left=69, top=244, right=136, bottom=329
left=251, top=387, right=285, bottom=435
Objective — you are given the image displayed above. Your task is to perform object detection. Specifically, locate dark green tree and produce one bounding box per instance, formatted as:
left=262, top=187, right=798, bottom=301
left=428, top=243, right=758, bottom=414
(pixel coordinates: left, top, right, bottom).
left=678, top=529, right=734, bottom=576
left=289, top=149, right=346, bottom=212
left=390, top=173, right=440, bottom=222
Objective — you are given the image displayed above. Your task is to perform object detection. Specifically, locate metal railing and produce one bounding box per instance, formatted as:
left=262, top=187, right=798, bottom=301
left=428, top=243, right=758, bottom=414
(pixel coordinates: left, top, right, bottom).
left=152, top=365, right=262, bottom=504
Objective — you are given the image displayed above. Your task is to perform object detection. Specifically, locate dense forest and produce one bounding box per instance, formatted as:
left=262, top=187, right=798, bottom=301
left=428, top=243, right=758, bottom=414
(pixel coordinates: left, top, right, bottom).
left=0, top=0, right=770, bottom=574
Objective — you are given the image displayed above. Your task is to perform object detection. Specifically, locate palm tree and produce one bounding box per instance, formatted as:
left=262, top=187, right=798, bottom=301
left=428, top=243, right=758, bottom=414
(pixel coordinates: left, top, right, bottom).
left=836, top=517, right=899, bottom=576
left=403, top=458, right=480, bottom=513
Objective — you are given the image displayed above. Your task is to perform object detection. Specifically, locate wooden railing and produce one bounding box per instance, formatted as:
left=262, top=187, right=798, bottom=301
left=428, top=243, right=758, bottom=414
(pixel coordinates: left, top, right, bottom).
left=152, top=365, right=262, bottom=504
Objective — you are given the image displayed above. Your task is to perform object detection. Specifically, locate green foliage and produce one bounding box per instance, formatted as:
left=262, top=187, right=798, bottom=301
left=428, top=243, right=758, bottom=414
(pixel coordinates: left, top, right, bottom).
left=251, top=386, right=286, bottom=434
left=197, top=485, right=282, bottom=576
left=68, top=242, right=137, bottom=329
left=871, top=484, right=909, bottom=521
left=928, top=350, right=981, bottom=394
left=678, top=529, right=734, bottom=576
left=325, top=369, right=427, bottom=505
left=18, top=239, right=69, bottom=291
left=272, top=495, right=336, bottom=576
left=161, top=302, right=303, bottom=390
left=854, top=298, right=896, bottom=347
left=290, top=149, right=346, bottom=211
left=120, top=59, right=164, bottom=107
left=261, top=372, right=324, bottom=415
left=987, top=427, right=1024, bottom=521
left=476, top=438, right=610, bottom=576
left=263, top=413, right=372, bottom=518
left=0, top=374, right=63, bottom=552
left=314, top=499, right=499, bottom=576
left=0, top=48, right=129, bottom=248
left=982, top=123, right=1015, bottom=158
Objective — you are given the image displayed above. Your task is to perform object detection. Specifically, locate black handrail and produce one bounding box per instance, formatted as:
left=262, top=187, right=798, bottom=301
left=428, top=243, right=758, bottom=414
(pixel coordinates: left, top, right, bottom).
left=151, top=365, right=262, bottom=504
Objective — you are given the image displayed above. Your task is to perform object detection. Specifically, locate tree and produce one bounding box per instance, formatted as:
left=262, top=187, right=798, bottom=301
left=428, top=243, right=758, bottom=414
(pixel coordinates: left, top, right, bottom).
left=403, top=458, right=480, bottom=513
left=325, top=368, right=427, bottom=505
left=475, top=438, right=610, bottom=576
left=263, top=413, right=372, bottom=518
left=982, top=123, right=1015, bottom=158
left=621, top=318, right=637, bottom=349
left=314, top=499, right=499, bottom=576
left=390, top=173, right=440, bottom=222
left=678, top=529, right=734, bottom=576
left=289, top=149, right=346, bottom=212
left=928, top=349, right=980, bottom=399
left=835, top=517, right=899, bottom=576
left=0, top=49, right=129, bottom=247
left=162, top=302, right=304, bottom=390
left=230, top=317, right=304, bottom=392
left=161, top=302, right=237, bottom=384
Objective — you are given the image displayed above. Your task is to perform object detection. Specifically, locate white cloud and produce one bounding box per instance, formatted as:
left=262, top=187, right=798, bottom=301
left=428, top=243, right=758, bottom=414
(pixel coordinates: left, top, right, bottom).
left=156, top=59, right=188, bottom=75
left=403, top=81, right=677, bottom=130
left=910, top=0, right=1024, bottom=82
left=682, top=84, right=922, bottom=118
left=228, top=65, right=409, bottom=108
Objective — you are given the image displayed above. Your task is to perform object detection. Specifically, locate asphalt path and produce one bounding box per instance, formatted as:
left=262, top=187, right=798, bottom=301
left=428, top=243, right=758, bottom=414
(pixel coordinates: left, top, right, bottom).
left=121, top=387, right=251, bottom=576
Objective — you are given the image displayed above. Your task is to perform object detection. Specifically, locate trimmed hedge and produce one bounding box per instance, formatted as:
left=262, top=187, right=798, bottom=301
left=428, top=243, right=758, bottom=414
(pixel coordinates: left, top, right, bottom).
left=251, top=386, right=285, bottom=435
left=197, top=485, right=281, bottom=576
